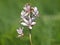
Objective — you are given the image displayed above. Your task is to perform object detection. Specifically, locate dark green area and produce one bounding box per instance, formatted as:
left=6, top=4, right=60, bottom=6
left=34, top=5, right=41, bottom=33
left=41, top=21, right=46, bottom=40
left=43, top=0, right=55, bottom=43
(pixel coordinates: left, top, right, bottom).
left=0, top=0, right=60, bottom=45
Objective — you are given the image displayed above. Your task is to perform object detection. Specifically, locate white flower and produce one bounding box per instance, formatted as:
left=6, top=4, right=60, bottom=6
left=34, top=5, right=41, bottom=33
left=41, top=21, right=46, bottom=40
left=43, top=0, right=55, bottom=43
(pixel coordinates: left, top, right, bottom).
left=21, top=15, right=36, bottom=29
left=17, top=27, right=24, bottom=37
left=17, top=3, right=39, bottom=38
left=23, top=4, right=30, bottom=12
left=21, top=11, right=29, bottom=19
left=20, top=4, right=39, bottom=30
left=32, top=7, right=39, bottom=16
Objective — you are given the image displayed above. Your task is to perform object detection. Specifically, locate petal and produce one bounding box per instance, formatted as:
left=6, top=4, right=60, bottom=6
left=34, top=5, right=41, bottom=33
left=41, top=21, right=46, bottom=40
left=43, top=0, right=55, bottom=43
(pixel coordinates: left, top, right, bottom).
left=23, top=7, right=27, bottom=11
left=27, top=5, right=30, bottom=10
left=28, top=15, right=32, bottom=23
left=21, top=22, right=28, bottom=26
left=31, top=22, right=36, bottom=25
left=36, top=11, right=39, bottom=15
left=22, top=18, right=28, bottom=24
left=17, top=29, right=19, bottom=33
left=21, top=10, right=25, bottom=16
left=32, top=11, right=35, bottom=15
left=29, top=18, right=32, bottom=24
left=18, top=34, right=24, bottom=37
left=24, top=4, right=30, bottom=12
left=29, top=26, right=32, bottom=29
left=17, top=30, right=20, bottom=34
left=34, top=7, right=38, bottom=12
left=25, top=13, right=29, bottom=16
left=21, top=11, right=26, bottom=18
left=17, top=29, right=22, bottom=34
left=18, top=35, right=22, bottom=37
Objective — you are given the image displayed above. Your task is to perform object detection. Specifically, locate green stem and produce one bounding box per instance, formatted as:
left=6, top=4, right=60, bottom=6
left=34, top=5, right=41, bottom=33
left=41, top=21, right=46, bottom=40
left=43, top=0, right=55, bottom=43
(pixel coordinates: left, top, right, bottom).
left=29, top=29, right=32, bottom=45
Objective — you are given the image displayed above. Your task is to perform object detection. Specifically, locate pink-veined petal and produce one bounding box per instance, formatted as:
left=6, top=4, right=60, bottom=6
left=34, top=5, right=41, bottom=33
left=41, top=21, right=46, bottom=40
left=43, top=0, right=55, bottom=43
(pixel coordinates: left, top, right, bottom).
left=17, top=28, right=23, bottom=35
left=23, top=4, right=30, bottom=12
left=17, top=29, right=22, bottom=34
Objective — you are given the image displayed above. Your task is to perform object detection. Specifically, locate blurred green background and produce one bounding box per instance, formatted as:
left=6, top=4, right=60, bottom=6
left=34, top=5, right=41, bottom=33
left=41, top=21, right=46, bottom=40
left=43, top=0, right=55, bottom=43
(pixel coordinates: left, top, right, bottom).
left=0, top=0, right=60, bottom=45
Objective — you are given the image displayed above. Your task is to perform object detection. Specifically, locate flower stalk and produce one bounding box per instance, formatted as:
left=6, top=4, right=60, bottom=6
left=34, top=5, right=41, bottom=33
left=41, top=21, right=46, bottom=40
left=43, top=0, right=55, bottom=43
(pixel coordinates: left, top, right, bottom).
left=16, top=3, right=39, bottom=45
left=29, top=29, right=32, bottom=45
